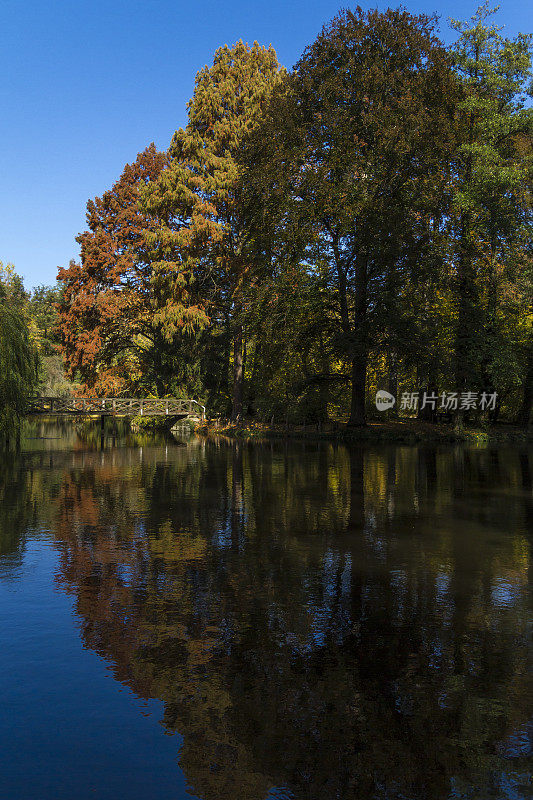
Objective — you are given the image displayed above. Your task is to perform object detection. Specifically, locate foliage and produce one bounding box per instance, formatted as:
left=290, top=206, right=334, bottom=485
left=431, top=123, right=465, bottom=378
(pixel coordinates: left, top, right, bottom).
left=0, top=266, right=39, bottom=443
left=143, top=41, right=282, bottom=419
left=57, top=144, right=170, bottom=396
left=29, top=284, right=63, bottom=356
left=243, top=8, right=457, bottom=425
left=447, top=2, right=533, bottom=424
left=28, top=284, right=73, bottom=395
left=55, top=7, right=533, bottom=428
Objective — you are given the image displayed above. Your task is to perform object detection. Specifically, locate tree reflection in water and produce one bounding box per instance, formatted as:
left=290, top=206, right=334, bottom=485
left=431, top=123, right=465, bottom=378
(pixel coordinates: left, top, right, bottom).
left=12, top=436, right=533, bottom=799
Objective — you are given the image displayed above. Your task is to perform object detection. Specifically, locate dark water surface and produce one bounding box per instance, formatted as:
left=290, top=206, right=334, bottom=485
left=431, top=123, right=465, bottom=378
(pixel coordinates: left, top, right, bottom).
left=0, top=425, right=531, bottom=800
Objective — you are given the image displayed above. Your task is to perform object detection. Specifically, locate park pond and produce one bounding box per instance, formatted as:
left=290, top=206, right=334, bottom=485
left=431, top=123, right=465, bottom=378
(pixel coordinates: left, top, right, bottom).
left=0, top=422, right=531, bottom=799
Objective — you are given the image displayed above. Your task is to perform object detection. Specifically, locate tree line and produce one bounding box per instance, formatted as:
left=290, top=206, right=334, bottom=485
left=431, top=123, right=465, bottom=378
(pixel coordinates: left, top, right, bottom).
left=9, top=3, right=533, bottom=430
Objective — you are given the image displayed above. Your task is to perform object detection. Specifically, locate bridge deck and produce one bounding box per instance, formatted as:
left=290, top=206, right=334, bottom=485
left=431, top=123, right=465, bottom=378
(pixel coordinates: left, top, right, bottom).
left=28, top=397, right=205, bottom=418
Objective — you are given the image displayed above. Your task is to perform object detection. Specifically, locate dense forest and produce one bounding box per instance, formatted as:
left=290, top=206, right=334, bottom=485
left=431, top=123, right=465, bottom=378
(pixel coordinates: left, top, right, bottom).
left=2, top=4, right=532, bottom=433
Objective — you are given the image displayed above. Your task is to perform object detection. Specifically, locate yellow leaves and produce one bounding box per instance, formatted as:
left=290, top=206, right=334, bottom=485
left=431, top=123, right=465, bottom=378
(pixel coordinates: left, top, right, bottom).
left=0, top=262, right=19, bottom=288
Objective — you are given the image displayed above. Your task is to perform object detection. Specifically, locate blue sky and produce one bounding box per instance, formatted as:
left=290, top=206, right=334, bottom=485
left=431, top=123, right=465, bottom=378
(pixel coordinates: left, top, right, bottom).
left=1, top=0, right=531, bottom=289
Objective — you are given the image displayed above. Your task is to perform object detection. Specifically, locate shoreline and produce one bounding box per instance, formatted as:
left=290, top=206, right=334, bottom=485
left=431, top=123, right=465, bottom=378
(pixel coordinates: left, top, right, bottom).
left=196, top=419, right=532, bottom=445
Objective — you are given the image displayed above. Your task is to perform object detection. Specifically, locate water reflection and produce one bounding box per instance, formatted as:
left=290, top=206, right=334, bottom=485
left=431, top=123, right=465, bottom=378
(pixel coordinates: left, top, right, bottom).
left=1, top=433, right=532, bottom=799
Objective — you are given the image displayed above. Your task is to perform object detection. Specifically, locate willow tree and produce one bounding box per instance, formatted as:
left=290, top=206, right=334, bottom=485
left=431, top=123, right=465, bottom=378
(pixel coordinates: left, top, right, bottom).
left=143, top=41, right=282, bottom=420
left=244, top=9, right=456, bottom=426
left=0, top=274, right=39, bottom=444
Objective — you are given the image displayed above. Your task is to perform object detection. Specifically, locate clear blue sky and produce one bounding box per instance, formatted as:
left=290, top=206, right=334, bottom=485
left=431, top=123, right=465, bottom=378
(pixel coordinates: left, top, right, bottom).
left=1, top=0, right=531, bottom=289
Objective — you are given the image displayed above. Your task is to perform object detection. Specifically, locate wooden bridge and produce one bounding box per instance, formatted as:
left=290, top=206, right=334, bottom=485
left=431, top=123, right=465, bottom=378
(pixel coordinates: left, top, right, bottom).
left=28, top=397, right=206, bottom=420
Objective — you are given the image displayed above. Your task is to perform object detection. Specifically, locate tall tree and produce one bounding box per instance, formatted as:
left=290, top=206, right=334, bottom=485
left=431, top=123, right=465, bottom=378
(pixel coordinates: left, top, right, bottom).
left=57, top=144, right=172, bottom=396
left=244, top=8, right=456, bottom=425
left=143, top=41, right=282, bottom=421
left=448, top=3, right=533, bottom=427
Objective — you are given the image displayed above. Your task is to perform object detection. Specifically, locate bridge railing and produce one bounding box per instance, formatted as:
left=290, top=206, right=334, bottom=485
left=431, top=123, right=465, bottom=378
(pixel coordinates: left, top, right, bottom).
left=28, top=397, right=206, bottom=419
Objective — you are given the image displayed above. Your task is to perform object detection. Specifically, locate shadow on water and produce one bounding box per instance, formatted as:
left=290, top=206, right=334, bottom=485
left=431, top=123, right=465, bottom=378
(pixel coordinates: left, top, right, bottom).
left=1, top=424, right=532, bottom=799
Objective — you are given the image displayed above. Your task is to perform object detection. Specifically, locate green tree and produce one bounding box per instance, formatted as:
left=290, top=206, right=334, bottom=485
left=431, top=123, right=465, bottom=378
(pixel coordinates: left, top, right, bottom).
left=143, top=41, right=282, bottom=421
left=28, top=283, right=72, bottom=396
left=448, top=2, right=533, bottom=427
left=244, top=8, right=456, bottom=425
left=242, top=257, right=342, bottom=422
left=0, top=267, right=39, bottom=444
left=29, top=284, right=63, bottom=356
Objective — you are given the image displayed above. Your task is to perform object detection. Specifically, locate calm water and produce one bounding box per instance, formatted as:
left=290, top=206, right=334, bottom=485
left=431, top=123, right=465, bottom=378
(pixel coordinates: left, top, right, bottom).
left=0, top=424, right=531, bottom=800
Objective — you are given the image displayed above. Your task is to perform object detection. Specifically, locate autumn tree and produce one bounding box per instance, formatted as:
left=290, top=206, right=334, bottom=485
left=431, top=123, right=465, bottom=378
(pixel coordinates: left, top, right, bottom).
left=58, top=144, right=173, bottom=396
left=143, top=41, right=282, bottom=420
left=244, top=8, right=456, bottom=426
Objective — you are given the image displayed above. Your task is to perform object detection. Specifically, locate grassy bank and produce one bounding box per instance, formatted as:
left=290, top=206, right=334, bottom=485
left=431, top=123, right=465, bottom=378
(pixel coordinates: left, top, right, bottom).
left=196, top=419, right=532, bottom=445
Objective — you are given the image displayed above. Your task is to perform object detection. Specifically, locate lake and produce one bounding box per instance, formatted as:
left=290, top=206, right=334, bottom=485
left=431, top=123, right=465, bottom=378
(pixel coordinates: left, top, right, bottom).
left=0, top=423, right=531, bottom=799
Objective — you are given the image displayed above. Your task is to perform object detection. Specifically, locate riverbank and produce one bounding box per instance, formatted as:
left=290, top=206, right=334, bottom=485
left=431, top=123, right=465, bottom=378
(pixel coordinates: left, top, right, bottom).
left=196, top=419, right=532, bottom=445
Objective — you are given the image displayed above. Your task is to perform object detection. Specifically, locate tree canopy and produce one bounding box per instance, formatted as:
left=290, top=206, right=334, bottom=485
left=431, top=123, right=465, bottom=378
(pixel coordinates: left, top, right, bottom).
left=51, top=5, right=533, bottom=430
left=143, top=41, right=282, bottom=419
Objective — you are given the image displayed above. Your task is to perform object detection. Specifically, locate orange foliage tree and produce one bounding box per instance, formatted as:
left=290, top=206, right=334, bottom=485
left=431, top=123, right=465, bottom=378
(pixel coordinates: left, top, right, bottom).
left=57, top=144, right=179, bottom=396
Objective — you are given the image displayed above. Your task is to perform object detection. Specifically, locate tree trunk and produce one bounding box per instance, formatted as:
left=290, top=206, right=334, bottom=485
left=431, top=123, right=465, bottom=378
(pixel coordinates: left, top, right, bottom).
left=318, top=341, right=330, bottom=423
left=246, top=340, right=259, bottom=417
left=348, top=351, right=368, bottom=426
left=519, top=330, right=533, bottom=428
left=454, top=214, right=477, bottom=432
left=418, top=374, right=438, bottom=422
left=347, top=257, right=368, bottom=427
left=388, top=351, right=398, bottom=410
left=231, top=323, right=244, bottom=422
